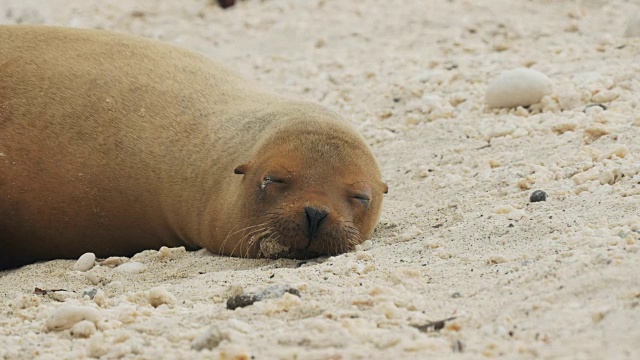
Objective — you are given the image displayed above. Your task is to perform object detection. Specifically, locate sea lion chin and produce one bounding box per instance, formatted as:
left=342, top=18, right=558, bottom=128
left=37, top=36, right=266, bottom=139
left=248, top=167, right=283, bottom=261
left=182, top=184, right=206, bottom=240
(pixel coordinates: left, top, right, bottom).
left=0, top=25, right=387, bottom=269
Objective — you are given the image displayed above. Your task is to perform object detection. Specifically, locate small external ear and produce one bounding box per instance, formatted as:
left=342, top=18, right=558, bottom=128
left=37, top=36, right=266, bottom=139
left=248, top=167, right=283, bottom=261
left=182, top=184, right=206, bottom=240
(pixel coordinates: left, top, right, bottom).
left=234, top=164, right=248, bottom=175
left=381, top=182, right=389, bottom=194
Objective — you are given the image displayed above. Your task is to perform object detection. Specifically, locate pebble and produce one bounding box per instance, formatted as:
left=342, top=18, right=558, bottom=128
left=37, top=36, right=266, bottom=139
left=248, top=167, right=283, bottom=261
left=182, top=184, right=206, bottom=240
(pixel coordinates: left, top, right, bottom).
left=93, top=290, right=107, bottom=307
left=50, top=290, right=79, bottom=302
left=70, top=320, right=97, bottom=338
left=592, top=90, right=619, bottom=103
left=99, top=256, right=129, bottom=268
left=494, top=205, right=515, bottom=214
left=361, top=239, right=374, bottom=250
left=116, top=262, right=146, bottom=274
left=158, top=246, right=186, bottom=260
left=192, top=325, right=230, bottom=351
left=73, top=252, right=96, bottom=272
left=148, top=287, right=177, bottom=308
left=386, top=225, right=424, bottom=244
left=45, top=305, right=101, bottom=331
left=217, top=0, right=236, bottom=9
left=82, top=288, right=98, bottom=299
left=529, top=190, right=548, bottom=202
left=227, top=284, right=300, bottom=310
left=85, top=271, right=101, bottom=285
left=487, top=255, right=508, bottom=265
left=485, top=68, right=552, bottom=108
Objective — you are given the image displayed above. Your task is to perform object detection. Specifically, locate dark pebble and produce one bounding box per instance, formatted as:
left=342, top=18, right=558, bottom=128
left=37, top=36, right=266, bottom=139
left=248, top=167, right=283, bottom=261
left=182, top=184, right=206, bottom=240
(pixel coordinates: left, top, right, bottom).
left=217, top=0, right=236, bottom=8
left=413, top=317, right=457, bottom=333
left=530, top=190, right=547, bottom=202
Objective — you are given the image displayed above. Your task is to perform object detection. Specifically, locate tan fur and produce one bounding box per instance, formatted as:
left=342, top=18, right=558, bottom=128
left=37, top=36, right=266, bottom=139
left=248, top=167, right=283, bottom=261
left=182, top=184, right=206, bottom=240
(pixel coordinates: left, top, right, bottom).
left=0, top=25, right=387, bottom=269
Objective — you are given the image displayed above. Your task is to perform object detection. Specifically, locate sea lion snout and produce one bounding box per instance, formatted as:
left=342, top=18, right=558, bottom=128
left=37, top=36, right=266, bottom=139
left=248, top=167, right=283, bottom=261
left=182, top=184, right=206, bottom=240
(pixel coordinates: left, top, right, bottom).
left=303, top=206, right=329, bottom=239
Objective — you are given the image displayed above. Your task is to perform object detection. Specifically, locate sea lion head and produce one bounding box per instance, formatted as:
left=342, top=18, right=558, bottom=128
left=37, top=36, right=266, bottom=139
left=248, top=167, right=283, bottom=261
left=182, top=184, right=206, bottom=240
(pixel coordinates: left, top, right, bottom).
left=228, top=116, right=387, bottom=259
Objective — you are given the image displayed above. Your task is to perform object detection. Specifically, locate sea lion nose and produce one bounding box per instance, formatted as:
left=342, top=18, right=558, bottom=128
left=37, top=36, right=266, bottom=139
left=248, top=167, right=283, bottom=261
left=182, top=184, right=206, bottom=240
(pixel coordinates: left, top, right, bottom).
left=304, top=206, right=329, bottom=239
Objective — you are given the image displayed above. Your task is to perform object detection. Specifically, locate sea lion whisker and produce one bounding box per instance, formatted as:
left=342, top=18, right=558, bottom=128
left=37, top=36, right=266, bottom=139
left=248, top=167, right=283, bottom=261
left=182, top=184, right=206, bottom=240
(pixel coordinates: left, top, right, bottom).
left=236, top=225, right=272, bottom=258
left=219, top=219, right=269, bottom=256
left=243, top=227, right=273, bottom=258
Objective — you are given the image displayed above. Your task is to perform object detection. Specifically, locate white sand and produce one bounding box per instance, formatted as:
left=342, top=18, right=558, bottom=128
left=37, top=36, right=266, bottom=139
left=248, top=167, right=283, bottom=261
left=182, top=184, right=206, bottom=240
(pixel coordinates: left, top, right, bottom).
left=1, top=0, right=640, bottom=358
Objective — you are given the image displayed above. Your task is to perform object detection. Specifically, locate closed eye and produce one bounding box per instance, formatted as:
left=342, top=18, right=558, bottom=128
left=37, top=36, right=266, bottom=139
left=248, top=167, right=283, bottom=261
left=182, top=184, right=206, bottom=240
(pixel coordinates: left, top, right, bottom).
left=353, top=194, right=371, bottom=202
left=260, top=176, right=286, bottom=190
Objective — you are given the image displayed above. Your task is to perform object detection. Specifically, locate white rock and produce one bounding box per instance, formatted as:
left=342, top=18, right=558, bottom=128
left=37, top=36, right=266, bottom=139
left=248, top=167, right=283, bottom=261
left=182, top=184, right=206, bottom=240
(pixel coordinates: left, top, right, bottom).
left=485, top=68, right=552, bottom=108
left=624, top=13, right=640, bottom=37
left=116, top=262, right=146, bottom=274
left=45, top=305, right=101, bottom=331
left=73, top=252, right=96, bottom=272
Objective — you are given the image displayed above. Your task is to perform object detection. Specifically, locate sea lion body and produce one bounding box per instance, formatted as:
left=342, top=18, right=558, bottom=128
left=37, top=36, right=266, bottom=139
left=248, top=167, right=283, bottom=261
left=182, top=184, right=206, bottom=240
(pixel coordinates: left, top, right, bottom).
left=0, top=26, right=386, bottom=269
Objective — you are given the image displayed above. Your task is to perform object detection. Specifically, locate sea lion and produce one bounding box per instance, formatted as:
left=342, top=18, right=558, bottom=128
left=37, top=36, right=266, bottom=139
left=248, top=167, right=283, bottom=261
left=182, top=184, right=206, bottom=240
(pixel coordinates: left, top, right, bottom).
left=0, top=25, right=388, bottom=269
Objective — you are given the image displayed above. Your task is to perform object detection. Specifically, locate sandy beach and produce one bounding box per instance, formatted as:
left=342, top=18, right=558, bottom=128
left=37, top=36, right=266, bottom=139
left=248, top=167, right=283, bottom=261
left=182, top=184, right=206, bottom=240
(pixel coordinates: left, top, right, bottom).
left=1, top=0, right=639, bottom=358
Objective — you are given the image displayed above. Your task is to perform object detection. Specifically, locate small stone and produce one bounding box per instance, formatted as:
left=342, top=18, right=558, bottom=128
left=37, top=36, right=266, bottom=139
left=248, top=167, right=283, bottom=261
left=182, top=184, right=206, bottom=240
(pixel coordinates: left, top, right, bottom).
left=598, top=169, right=619, bottom=185
left=227, top=284, right=300, bottom=310
left=605, top=146, right=628, bottom=159
left=517, top=177, right=534, bottom=190
left=397, top=226, right=423, bottom=242
left=148, top=287, right=177, bottom=308
left=506, top=209, right=526, bottom=221
left=85, top=271, right=101, bottom=285
left=82, top=288, right=98, bottom=299
left=494, top=205, right=515, bottom=214
left=116, top=262, right=146, bottom=274
left=485, top=68, right=552, bottom=108
left=192, top=325, right=230, bottom=351
left=93, top=290, right=107, bottom=307
left=584, top=124, right=611, bottom=142
left=99, top=256, right=128, bottom=268
left=355, top=239, right=374, bottom=251
left=158, top=246, right=186, bottom=260
left=73, top=252, right=96, bottom=272
left=592, top=90, right=619, bottom=103
left=487, top=255, right=508, bottom=265
left=219, top=344, right=251, bottom=360
left=530, top=190, right=548, bottom=202
left=47, top=290, right=78, bottom=303
left=583, top=103, right=607, bottom=112
left=217, top=0, right=236, bottom=9
left=45, top=305, right=101, bottom=331
left=70, top=320, right=97, bottom=338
